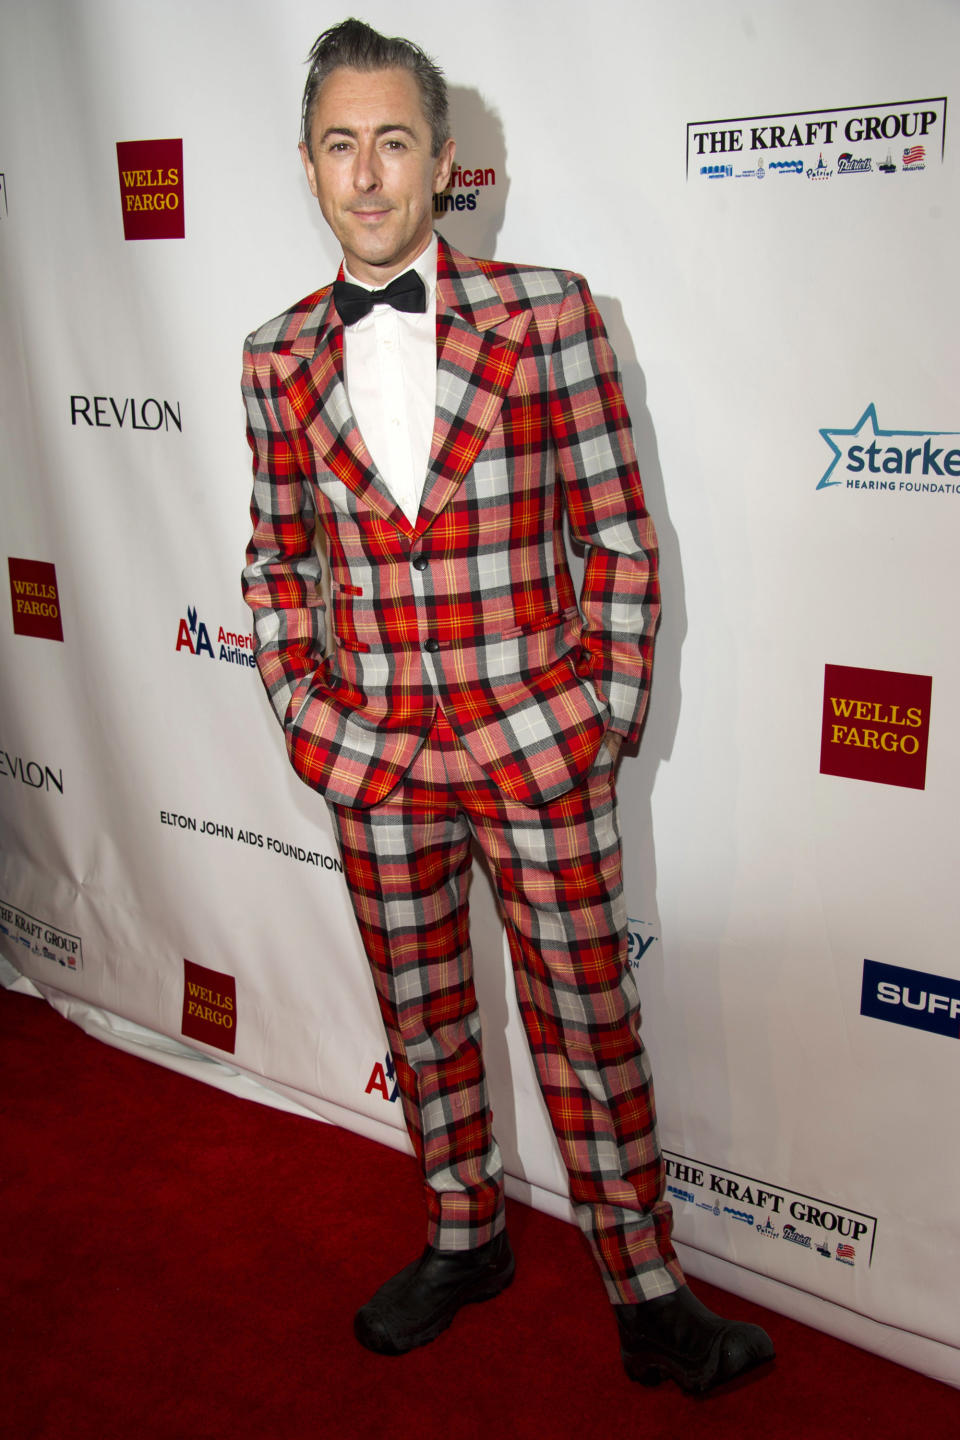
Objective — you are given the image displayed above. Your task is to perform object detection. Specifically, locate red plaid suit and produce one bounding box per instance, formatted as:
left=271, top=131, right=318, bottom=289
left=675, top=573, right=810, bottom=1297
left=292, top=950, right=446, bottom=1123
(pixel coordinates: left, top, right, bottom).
left=243, top=238, right=682, bottom=1302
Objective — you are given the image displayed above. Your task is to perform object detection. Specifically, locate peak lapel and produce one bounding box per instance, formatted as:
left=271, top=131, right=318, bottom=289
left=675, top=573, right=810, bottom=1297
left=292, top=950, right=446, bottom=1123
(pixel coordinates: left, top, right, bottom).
left=415, top=241, right=531, bottom=537
left=281, top=287, right=414, bottom=536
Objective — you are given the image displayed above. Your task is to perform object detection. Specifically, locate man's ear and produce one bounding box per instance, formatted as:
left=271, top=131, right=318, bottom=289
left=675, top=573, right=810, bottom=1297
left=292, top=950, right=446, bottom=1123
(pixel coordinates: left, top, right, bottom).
left=432, top=137, right=456, bottom=194
left=299, top=141, right=320, bottom=200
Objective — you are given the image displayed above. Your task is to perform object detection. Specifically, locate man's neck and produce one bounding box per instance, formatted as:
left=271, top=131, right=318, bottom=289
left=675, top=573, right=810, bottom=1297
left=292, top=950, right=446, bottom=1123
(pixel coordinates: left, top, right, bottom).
left=343, top=234, right=436, bottom=290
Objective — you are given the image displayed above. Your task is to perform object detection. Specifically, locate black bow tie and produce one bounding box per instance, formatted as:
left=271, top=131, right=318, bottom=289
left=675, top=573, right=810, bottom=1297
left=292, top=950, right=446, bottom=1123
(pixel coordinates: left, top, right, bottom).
left=332, top=269, right=427, bottom=326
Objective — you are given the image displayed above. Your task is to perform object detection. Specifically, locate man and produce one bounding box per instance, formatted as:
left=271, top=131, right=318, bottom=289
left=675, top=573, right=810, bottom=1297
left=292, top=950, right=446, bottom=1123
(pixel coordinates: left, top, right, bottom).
left=242, top=17, right=774, bottom=1393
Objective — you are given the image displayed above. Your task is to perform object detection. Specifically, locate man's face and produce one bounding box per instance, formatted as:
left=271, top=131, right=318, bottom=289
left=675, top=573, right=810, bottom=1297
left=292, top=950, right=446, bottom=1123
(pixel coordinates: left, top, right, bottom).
left=300, top=66, right=455, bottom=285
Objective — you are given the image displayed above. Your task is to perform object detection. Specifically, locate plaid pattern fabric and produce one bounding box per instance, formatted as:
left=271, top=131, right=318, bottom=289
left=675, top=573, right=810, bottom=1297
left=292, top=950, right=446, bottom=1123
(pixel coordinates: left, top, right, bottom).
left=242, top=238, right=660, bottom=810
left=330, top=707, right=682, bottom=1303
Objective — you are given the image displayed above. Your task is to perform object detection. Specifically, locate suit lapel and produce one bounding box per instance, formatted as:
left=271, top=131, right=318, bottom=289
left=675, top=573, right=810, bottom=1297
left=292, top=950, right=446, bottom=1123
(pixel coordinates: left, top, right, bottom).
left=275, top=240, right=531, bottom=538
left=416, top=240, right=531, bottom=536
left=282, top=286, right=414, bottom=534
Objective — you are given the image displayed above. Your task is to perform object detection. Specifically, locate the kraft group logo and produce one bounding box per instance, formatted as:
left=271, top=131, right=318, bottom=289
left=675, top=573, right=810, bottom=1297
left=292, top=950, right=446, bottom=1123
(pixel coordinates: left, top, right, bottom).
left=175, top=604, right=256, bottom=668
left=8, top=558, right=63, bottom=642
left=664, top=1152, right=877, bottom=1265
left=820, top=664, right=931, bottom=790
left=817, top=404, right=960, bottom=496
left=0, top=899, right=82, bottom=972
left=181, top=958, right=236, bottom=1053
left=116, top=139, right=184, bottom=240
left=861, top=959, right=960, bottom=1041
left=687, top=98, right=946, bottom=186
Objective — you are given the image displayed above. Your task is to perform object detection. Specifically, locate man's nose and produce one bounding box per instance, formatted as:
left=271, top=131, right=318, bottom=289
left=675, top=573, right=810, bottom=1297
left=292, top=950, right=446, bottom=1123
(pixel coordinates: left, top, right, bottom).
left=354, top=142, right=382, bottom=191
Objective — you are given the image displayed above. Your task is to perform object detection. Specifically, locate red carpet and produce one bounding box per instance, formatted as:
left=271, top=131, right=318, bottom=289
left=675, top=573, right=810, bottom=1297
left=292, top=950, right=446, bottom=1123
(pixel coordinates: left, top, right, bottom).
left=2, top=984, right=955, bottom=1439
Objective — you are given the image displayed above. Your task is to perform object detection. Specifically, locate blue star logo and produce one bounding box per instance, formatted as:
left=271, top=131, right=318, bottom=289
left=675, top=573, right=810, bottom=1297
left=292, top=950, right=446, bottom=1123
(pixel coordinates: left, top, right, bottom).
left=818, top=404, right=959, bottom=490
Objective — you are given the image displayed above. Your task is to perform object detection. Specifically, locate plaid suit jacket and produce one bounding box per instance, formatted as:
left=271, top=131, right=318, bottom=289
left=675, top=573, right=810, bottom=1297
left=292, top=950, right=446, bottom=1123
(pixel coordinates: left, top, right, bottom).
left=242, top=237, right=660, bottom=809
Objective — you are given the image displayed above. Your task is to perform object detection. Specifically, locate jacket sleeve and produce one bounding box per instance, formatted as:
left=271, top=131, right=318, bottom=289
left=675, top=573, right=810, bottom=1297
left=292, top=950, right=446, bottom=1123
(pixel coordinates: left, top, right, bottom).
left=548, top=274, right=660, bottom=744
left=240, top=337, right=328, bottom=731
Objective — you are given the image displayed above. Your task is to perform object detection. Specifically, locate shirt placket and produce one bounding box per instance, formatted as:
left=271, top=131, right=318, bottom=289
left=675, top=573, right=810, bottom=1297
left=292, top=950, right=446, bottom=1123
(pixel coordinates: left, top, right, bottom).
left=374, top=305, right=416, bottom=523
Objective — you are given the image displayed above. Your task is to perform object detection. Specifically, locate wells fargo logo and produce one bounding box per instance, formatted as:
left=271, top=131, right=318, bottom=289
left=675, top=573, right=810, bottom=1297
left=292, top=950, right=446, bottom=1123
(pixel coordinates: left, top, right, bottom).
left=181, top=958, right=236, bottom=1053
left=820, top=663, right=932, bottom=790
left=8, top=557, right=63, bottom=642
left=116, top=138, right=184, bottom=240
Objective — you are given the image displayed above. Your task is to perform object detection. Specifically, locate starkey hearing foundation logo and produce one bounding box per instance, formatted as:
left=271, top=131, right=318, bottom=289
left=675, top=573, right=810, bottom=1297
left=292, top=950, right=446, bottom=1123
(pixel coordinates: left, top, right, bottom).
left=820, top=664, right=931, bottom=790
left=116, top=139, right=184, bottom=240
left=818, top=404, right=960, bottom=496
left=626, top=917, right=658, bottom=969
left=8, top=558, right=63, bottom=641
left=181, top=958, right=236, bottom=1053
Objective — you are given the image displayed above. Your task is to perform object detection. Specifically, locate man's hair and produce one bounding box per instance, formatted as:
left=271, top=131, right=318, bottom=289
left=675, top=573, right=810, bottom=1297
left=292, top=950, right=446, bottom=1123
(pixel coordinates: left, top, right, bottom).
left=301, top=18, right=450, bottom=158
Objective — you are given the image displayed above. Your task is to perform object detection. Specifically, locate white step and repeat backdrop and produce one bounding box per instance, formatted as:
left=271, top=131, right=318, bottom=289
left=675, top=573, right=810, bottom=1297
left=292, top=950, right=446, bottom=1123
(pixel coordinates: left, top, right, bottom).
left=2, top=0, right=958, bottom=1386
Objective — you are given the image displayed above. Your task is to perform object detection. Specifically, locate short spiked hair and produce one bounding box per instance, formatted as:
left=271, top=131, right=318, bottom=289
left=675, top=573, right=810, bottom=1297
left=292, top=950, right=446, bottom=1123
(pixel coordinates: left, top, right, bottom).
left=301, top=18, right=450, bottom=158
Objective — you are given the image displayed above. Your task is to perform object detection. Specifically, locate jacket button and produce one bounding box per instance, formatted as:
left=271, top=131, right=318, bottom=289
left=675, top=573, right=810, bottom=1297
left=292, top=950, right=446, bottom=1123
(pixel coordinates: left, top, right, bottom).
left=411, top=556, right=428, bottom=572
left=423, top=638, right=440, bottom=653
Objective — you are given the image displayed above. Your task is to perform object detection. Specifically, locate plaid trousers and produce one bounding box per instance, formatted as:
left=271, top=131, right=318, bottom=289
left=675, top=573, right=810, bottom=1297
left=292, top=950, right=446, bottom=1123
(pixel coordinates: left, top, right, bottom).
left=329, top=706, right=684, bottom=1303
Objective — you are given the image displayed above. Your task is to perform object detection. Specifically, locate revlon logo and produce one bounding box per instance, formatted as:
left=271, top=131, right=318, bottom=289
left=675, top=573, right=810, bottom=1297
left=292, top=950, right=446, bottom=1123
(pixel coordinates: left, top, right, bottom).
left=116, top=139, right=184, bottom=240
left=8, top=558, right=63, bottom=642
left=69, top=395, right=182, bottom=431
left=820, top=663, right=932, bottom=789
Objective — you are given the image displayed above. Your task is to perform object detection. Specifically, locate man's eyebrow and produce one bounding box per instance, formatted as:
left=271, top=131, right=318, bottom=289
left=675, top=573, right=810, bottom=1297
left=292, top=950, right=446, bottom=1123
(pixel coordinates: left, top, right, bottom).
left=319, top=123, right=420, bottom=144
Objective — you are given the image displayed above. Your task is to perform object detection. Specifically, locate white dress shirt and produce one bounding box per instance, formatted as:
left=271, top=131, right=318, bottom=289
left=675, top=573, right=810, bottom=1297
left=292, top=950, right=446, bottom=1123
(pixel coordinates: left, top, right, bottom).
left=341, top=236, right=438, bottom=526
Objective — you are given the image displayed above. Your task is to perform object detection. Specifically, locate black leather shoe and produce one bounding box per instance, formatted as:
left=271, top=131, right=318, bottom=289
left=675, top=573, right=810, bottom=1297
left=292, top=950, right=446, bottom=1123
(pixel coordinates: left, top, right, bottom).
left=615, top=1285, right=775, bottom=1394
left=354, top=1232, right=515, bottom=1355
